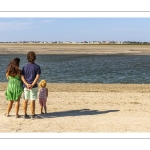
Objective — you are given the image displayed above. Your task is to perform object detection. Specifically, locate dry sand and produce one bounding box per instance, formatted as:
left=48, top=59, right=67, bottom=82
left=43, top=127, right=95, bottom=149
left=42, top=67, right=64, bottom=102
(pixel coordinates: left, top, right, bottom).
left=0, top=44, right=150, bottom=55
left=1, top=83, right=150, bottom=132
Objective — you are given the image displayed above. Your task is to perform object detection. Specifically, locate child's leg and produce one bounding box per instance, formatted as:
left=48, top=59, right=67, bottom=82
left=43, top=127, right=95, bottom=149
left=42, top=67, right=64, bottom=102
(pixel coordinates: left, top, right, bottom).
left=44, top=106, right=47, bottom=113
left=43, top=99, right=47, bottom=113
left=6, top=101, right=14, bottom=116
left=40, top=106, right=43, bottom=114
left=39, top=98, right=44, bottom=114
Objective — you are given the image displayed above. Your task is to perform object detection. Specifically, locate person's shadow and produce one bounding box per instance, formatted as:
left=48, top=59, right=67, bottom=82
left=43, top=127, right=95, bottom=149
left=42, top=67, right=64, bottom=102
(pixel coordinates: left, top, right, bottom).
left=39, top=109, right=119, bottom=118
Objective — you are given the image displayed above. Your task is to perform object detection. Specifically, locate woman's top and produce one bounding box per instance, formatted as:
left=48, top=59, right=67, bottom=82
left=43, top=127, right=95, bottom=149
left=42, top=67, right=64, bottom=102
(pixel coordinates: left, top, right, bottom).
left=39, top=87, right=47, bottom=99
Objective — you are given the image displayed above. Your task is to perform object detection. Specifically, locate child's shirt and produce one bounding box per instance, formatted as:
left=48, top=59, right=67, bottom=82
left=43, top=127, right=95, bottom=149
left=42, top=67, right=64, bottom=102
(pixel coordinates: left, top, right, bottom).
left=39, top=87, right=47, bottom=99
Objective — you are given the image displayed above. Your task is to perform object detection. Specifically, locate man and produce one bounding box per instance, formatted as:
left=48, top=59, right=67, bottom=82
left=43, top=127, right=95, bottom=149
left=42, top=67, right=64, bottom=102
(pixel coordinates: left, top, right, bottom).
left=21, top=51, right=41, bottom=119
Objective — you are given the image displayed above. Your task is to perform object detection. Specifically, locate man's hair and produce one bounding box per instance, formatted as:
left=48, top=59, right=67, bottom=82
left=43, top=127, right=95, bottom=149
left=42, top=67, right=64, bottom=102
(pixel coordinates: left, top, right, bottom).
left=27, top=51, right=36, bottom=63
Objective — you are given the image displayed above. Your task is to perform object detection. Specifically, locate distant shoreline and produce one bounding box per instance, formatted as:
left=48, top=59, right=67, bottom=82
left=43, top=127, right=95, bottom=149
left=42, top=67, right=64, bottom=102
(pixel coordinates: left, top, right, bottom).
left=0, top=43, right=150, bottom=46
left=0, top=44, right=150, bottom=55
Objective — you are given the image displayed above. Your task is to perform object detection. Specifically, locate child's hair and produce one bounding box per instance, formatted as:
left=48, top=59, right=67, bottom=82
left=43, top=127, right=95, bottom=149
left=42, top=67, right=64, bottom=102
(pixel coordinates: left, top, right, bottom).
left=39, top=80, right=47, bottom=88
left=27, top=51, right=36, bottom=63
left=6, top=58, right=21, bottom=77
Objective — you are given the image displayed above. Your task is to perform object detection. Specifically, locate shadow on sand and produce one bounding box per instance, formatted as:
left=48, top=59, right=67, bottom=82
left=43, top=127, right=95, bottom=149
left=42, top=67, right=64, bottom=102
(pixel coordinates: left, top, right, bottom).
left=39, top=109, right=120, bottom=118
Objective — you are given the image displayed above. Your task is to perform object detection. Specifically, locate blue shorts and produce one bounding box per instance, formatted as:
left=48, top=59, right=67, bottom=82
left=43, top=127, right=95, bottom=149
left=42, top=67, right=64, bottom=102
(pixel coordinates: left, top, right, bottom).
left=23, top=87, right=38, bottom=100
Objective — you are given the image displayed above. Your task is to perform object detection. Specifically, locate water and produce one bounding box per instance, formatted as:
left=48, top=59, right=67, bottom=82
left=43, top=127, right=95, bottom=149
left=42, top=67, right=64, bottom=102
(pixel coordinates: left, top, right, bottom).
left=1, top=54, right=150, bottom=83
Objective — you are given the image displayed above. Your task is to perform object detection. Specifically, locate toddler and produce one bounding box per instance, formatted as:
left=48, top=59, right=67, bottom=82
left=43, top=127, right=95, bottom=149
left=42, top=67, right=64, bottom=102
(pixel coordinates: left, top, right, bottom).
left=38, top=80, right=48, bottom=114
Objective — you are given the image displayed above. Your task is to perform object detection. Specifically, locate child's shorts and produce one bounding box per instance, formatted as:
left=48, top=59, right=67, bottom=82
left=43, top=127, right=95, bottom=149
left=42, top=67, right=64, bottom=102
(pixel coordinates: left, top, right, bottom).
left=23, top=87, right=38, bottom=100
left=39, top=98, right=47, bottom=107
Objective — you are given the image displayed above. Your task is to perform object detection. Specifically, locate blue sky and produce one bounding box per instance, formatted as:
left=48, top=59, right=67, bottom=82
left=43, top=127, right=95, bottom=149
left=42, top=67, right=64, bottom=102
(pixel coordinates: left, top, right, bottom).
left=0, top=18, right=150, bottom=42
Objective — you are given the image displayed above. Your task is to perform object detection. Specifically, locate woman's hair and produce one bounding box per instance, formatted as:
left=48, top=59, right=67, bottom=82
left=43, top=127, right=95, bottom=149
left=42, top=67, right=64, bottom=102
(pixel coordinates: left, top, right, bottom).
left=39, top=80, right=47, bottom=88
left=27, top=51, right=36, bottom=63
left=6, top=58, right=21, bottom=77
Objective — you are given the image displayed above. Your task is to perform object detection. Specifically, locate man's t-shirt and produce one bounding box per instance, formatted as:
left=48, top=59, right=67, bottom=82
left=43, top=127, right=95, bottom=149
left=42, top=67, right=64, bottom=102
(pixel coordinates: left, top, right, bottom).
left=21, top=63, right=41, bottom=88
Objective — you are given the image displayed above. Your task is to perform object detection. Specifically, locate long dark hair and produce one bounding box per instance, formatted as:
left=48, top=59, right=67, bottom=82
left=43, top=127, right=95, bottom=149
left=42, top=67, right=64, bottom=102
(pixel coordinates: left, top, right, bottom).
left=6, top=58, right=21, bottom=77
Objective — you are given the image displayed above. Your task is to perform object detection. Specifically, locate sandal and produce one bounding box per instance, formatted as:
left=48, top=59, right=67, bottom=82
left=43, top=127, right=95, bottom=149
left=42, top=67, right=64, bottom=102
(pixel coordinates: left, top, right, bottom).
left=24, top=114, right=31, bottom=119
left=31, top=114, right=42, bottom=119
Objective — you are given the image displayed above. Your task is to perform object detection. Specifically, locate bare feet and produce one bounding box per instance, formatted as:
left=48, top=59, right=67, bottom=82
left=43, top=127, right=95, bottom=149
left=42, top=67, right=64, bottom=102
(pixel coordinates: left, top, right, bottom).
left=5, top=113, right=9, bottom=117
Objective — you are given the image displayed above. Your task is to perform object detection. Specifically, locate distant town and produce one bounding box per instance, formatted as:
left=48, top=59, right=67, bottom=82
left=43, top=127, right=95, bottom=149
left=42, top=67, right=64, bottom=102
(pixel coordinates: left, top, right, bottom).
left=0, top=41, right=150, bottom=44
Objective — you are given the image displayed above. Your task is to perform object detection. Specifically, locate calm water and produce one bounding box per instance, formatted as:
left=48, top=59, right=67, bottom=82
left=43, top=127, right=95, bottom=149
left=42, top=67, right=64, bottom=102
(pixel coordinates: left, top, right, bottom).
left=1, top=54, right=150, bottom=83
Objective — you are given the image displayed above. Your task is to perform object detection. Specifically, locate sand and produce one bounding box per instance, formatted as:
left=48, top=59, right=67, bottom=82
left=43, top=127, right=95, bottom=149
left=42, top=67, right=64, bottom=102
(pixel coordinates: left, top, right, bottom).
left=0, top=44, right=150, bottom=55
left=1, top=83, right=150, bottom=132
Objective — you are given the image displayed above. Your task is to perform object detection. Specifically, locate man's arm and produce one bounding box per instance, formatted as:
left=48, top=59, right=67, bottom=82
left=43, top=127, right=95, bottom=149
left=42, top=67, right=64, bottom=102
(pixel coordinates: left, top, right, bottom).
left=21, top=75, right=31, bottom=89
left=31, top=74, right=40, bottom=88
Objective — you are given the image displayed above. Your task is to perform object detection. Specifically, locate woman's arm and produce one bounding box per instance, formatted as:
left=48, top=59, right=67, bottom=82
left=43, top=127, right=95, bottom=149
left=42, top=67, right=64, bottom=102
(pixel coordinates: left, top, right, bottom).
left=6, top=73, right=9, bottom=80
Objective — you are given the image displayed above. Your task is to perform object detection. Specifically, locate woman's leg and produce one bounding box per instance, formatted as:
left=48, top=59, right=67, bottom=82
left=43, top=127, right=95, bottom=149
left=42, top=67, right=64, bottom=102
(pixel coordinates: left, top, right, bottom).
left=6, top=101, right=14, bottom=116
left=15, top=97, right=20, bottom=118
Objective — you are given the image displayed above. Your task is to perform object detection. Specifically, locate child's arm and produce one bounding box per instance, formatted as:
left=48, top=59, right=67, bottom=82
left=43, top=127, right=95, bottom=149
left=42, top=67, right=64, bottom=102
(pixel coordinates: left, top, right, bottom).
left=46, top=88, right=48, bottom=98
left=38, top=88, right=40, bottom=98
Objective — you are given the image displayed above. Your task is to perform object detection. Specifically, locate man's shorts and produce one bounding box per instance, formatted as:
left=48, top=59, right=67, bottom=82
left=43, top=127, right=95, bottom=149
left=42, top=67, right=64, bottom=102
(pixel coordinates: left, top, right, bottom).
left=23, top=87, right=38, bottom=100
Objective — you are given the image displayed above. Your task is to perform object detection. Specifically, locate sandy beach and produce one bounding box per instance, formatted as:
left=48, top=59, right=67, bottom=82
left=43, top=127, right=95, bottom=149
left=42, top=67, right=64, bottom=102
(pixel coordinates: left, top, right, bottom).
left=1, top=44, right=150, bottom=133
left=1, top=83, right=150, bottom=132
left=0, top=44, right=150, bottom=55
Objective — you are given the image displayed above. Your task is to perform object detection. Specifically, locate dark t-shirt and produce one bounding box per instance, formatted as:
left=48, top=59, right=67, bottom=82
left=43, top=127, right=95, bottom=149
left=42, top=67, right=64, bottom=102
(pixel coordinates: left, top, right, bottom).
left=21, top=63, right=41, bottom=88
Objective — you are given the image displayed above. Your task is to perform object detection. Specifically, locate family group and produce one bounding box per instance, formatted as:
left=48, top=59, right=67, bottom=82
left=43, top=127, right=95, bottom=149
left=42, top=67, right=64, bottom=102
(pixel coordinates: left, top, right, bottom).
left=5, top=51, right=48, bottom=119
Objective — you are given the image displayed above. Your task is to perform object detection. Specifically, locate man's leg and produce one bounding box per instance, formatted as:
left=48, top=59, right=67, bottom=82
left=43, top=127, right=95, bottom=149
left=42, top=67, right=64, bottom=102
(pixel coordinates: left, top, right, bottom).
left=30, top=87, right=40, bottom=119
left=30, top=100, right=35, bottom=116
left=23, top=100, right=28, bottom=115
left=23, top=88, right=30, bottom=118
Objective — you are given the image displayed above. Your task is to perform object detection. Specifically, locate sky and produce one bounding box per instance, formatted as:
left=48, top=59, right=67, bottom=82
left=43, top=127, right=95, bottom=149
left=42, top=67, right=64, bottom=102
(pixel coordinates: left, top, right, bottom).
left=0, top=18, right=150, bottom=42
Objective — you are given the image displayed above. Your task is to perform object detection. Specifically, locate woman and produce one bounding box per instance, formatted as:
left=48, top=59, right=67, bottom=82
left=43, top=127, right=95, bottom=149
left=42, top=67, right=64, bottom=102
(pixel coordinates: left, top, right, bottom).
left=5, top=58, right=23, bottom=118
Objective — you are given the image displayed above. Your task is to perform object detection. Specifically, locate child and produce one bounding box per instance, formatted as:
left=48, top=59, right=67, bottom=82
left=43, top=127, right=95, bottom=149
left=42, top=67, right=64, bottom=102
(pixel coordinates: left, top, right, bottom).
left=5, top=58, right=23, bottom=118
left=38, top=79, right=48, bottom=114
